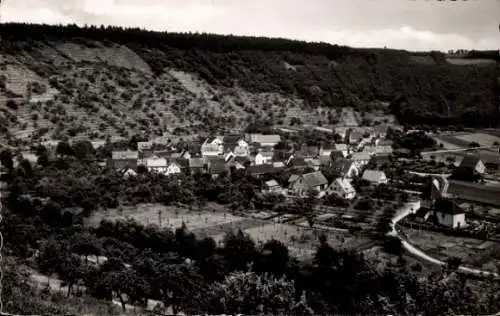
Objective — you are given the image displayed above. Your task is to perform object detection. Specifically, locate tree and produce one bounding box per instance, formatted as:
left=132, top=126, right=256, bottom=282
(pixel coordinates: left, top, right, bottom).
left=1, top=148, right=14, bottom=170
left=223, top=230, right=257, bottom=272
left=72, top=140, right=95, bottom=160
left=56, top=141, right=74, bottom=156
left=255, top=239, right=290, bottom=277
left=206, top=271, right=302, bottom=315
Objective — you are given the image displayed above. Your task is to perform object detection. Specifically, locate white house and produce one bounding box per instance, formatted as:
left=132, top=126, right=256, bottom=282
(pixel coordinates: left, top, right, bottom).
left=432, top=199, right=467, bottom=228
left=326, top=177, right=357, bottom=200
left=165, top=161, right=183, bottom=176
left=361, top=170, right=388, bottom=185
left=255, top=150, right=274, bottom=165
left=145, top=156, right=168, bottom=174
left=288, top=171, right=329, bottom=197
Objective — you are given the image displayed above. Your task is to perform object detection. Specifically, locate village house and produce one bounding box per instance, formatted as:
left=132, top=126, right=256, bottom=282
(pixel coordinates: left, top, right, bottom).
left=288, top=156, right=308, bottom=169
left=107, top=150, right=139, bottom=170
left=226, top=156, right=248, bottom=171
left=121, top=167, right=138, bottom=178
left=332, top=159, right=359, bottom=179
left=319, top=143, right=335, bottom=157
left=345, top=128, right=365, bottom=145
left=458, top=155, right=486, bottom=175
left=255, top=149, right=274, bottom=165
left=288, top=171, right=329, bottom=197
left=432, top=198, right=467, bottom=228
left=306, top=159, right=321, bottom=171
left=246, top=134, right=282, bottom=147
left=326, top=177, right=357, bottom=200
left=351, top=152, right=372, bottom=169
left=334, top=144, right=349, bottom=157
left=188, top=157, right=206, bottom=174
left=262, top=179, right=285, bottom=195
left=431, top=176, right=500, bottom=207
left=201, top=136, right=224, bottom=157
left=273, top=150, right=294, bottom=166
left=363, top=145, right=393, bottom=156
left=224, top=135, right=249, bottom=154
left=361, top=169, right=388, bottom=185
left=297, top=144, right=319, bottom=160
left=319, top=155, right=332, bottom=167
left=144, top=156, right=169, bottom=174
left=207, top=157, right=228, bottom=179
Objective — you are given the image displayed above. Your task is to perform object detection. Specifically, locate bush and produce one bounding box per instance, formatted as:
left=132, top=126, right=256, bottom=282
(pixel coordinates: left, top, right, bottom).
left=6, top=99, right=18, bottom=110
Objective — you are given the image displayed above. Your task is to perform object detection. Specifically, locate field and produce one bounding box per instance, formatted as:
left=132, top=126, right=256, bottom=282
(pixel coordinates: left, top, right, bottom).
left=402, top=227, right=500, bottom=272
left=454, top=133, right=500, bottom=147
left=432, top=136, right=463, bottom=150
left=85, top=203, right=378, bottom=260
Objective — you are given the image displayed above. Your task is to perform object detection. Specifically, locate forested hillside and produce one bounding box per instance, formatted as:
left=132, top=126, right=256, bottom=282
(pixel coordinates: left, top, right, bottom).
left=0, top=23, right=498, bottom=142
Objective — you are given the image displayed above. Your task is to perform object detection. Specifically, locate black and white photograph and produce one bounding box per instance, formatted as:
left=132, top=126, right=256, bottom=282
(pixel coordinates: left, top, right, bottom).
left=0, top=0, right=500, bottom=315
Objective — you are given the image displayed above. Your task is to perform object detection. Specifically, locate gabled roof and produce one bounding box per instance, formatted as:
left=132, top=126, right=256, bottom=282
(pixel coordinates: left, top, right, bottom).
left=265, top=180, right=280, bottom=188
left=189, top=157, right=205, bottom=169
left=333, top=177, right=355, bottom=194
left=273, top=161, right=286, bottom=168
left=112, top=150, right=139, bottom=160
left=307, top=159, right=321, bottom=168
left=273, top=150, right=294, bottom=162
left=339, top=160, right=357, bottom=175
left=201, top=143, right=220, bottom=152
left=247, top=164, right=280, bottom=175
left=319, top=155, right=331, bottom=166
left=249, top=134, right=281, bottom=144
left=171, top=158, right=189, bottom=168
left=362, top=169, right=387, bottom=182
left=459, top=155, right=482, bottom=169
left=289, top=174, right=300, bottom=184
left=289, top=156, right=307, bottom=167
left=301, top=171, right=328, bottom=188
left=334, top=144, right=348, bottom=151
left=224, top=134, right=243, bottom=149
left=330, top=150, right=345, bottom=160
left=209, top=160, right=227, bottom=174
left=257, top=150, right=274, bottom=158
left=434, top=198, right=465, bottom=215
left=351, top=152, right=372, bottom=161
left=298, top=145, right=319, bottom=158
left=233, top=156, right=251, bottom=164
left=145, top=156, right=168, bottom=167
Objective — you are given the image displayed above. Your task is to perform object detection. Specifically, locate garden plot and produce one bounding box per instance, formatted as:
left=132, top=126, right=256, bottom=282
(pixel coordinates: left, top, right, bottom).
left=402, top=228, right=500, bottom=269
left=454, top=133, right=500, bottom=147
left=85, top=203, right=246, bottom=231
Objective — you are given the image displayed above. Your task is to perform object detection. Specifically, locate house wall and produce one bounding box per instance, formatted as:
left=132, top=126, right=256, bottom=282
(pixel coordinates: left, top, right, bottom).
left=166, top=164, right=181, bottom=175
left=476, top=161, right=486, bottom=174
left=436, top=212, right=466, bottom=228
left=255, top=154, right=272, bottom=165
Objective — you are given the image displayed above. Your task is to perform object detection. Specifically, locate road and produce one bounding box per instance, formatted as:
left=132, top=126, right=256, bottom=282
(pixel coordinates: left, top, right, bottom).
left=389, top=202, right=499, bottom=278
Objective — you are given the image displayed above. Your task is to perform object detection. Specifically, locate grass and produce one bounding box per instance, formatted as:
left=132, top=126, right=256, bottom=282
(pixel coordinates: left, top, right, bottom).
left=402, top=227, right=500, bottom=271
left=454, top=133, right=500, bottom=147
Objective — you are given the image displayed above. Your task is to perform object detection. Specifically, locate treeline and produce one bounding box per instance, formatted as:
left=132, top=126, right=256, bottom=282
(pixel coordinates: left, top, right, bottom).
left=0, top=23, right=498, bottom=127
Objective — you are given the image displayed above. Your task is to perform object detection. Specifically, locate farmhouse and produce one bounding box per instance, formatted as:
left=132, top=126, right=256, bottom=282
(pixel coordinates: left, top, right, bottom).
left=207, top=158, right=228, bottom=179
left=362, top=170, right=388, bottom=185
left=319, top=143, right=335, bottom=157
left=326, top=177, right=356, bottom=200
left=288, top=171, right=328, bottom=197
left=107, top=150, right=139, bottom=170
left=432, top=198, right=466, bottom=228
left=144, top=156, right=168, bottom=174
left=201, top=142, right=223, bottom=157
left=458, top=155, right=486, bottom=174
left=165, top=161, right=184, bottom=176
left=306, top=159, right=321, bottom=171
left=273, top=150, right=294, bottom=165
left=319, top=155, right=332, bottom=167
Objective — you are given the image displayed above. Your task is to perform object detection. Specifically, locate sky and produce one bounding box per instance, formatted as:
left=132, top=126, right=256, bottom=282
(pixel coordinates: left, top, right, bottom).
left=1, top=0, right=499, bottom=51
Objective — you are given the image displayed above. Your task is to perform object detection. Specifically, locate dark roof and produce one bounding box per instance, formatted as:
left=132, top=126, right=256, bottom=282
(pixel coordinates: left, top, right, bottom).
left=446, top=180, right=500, bottom=206
left=297, top=145, right=319, bottom=158
left=319, top=155, right=331, bottom=166
left=434, top=198, right=465, bottom=215
left=224, top=134, right=243, bottom=149
left=189, top=158, right=205, bottom=169
left=459, top=155, right=482, bottom=169
left=273, top=150, right=294, bottom=162
left=172, top=158, right=189, bottom=168
left=289, top=157, right=307, bottom=167
left=415, top=208, right=430, bottom=218
left=209, top=161, right=228, bottom=174
left=246, top=164, right=281, bottom=175
left=330, top=150, right=345, bottom=160
left=301, top=171, right=328, bottom=187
